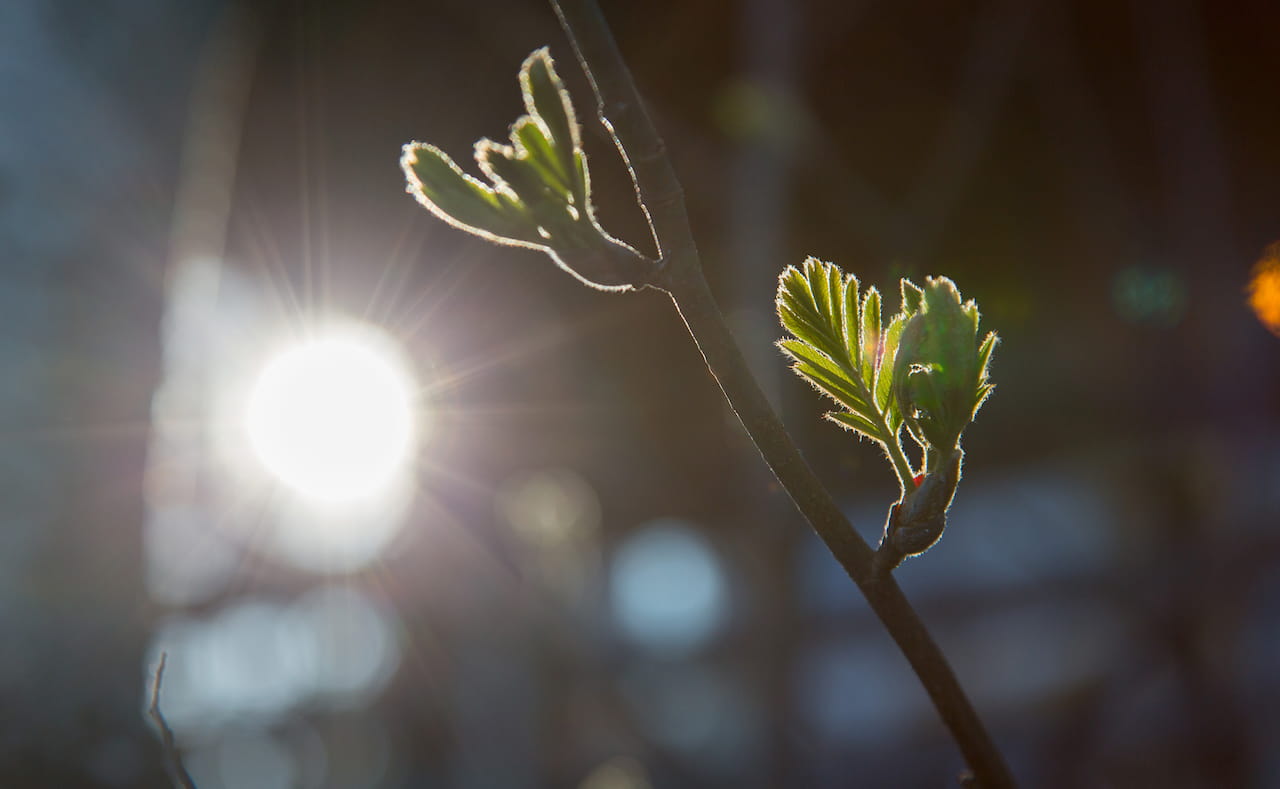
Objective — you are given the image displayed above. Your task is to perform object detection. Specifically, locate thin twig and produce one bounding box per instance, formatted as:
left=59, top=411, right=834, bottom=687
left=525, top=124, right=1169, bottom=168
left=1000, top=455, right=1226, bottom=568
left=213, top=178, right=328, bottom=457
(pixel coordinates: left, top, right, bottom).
left=549, top=0, right=696, bottom=272
left=549, top=1, right=1015, bottom=786
left=149, top=652, right=197, bottom=789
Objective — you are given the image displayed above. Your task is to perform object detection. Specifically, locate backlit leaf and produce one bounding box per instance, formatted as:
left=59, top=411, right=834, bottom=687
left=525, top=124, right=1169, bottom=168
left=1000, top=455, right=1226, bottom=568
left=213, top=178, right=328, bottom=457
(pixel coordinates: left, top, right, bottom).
left=401, top=143, right=540, bottom=246
left=520, top=48, right=579, bottom=180
left=859, top=286, right=881, bottom=388
left=828, top=411, right=887, bottom=442
left=901, top=278, right=924, bottom=315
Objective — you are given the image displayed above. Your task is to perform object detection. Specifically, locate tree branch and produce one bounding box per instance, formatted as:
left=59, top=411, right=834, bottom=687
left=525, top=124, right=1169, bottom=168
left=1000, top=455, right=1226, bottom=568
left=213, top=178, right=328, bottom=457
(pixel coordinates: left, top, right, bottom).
left=550, top=1, right=1015, bottom=786
left=149, top=652, right=197, bottom=789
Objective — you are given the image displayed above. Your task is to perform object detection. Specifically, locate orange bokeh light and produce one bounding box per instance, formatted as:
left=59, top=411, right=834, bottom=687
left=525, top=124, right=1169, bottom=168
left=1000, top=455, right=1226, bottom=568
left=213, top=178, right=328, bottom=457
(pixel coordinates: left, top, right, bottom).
left=1248, top=243, right=1280, bottom=336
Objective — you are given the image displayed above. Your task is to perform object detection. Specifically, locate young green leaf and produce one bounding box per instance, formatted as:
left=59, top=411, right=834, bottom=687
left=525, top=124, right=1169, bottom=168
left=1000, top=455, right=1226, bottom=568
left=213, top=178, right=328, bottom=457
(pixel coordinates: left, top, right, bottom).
left=511, top=117, right=574, bottom=198
left=520, top=48, right=580, bottom=181
left=901, top=278, right=924, bottom=315
left=400, top=143, right=541, bottom=246
left=401, top=47, right=649, bottom=291
left=973, top=331, right=999, bottom=417
left=828, top=411, right=887, bottom=441
left=892, top=276, right=997, bottom=452
left=859, top=286, right=881, bottom=388
left=777, top=258, right=906, bottom=444
left=779, top=338, right=876, bottom=418
left=875, top=312, right=906, bottom=421
left=476, top=139, right=577, bottom=239
left=841, top=272, right=861, bottom=369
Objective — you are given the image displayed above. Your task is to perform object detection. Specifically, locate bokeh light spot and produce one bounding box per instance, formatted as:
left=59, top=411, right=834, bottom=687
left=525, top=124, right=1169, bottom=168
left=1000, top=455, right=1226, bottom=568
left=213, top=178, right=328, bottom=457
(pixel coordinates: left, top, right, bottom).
left=146, top=588, right=402, bottom=733
left=579, top=756, right=652, bottom=789
left=1248, top=242, right=1280, bottom=336
left=1111, top=265, right=1186, bottom=327
left=498, top=468, right=602, bottom=601
left=610, top=519, right=729, bottom=656
left=216, top=730, right=297, bottom=789
left=620, top=664, right=758, bottom=774
left=293, top=585, right=401, bottom=706
left=497, top=467, right=600, bottom=546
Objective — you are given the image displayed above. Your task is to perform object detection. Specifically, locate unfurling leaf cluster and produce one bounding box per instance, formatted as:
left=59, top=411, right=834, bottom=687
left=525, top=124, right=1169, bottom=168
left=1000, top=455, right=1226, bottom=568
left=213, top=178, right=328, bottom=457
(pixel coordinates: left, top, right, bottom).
left=777, top=258, right=997, bottom=564
left=401, top=48, right=647, bottom=291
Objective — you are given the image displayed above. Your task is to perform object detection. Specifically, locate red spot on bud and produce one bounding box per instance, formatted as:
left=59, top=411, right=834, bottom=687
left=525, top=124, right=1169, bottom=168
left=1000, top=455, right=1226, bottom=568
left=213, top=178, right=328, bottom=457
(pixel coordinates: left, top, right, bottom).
left=913, top=473, right=925, bottom=488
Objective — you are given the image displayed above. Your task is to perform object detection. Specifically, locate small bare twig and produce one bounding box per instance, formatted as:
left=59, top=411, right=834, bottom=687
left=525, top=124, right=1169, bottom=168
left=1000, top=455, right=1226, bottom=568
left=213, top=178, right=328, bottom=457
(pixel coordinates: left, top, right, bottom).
left=549, top=1, right=1015, bottom=786
left=149, top=652, right=197, bottom=789
left=549, top=0, right=696, bottom=276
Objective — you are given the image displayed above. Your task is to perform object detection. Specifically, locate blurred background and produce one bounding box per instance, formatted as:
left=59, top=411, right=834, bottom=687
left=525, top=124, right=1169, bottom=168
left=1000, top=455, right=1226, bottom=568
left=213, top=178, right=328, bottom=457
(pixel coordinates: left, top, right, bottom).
left=2, top=0, right=1278, bottom=786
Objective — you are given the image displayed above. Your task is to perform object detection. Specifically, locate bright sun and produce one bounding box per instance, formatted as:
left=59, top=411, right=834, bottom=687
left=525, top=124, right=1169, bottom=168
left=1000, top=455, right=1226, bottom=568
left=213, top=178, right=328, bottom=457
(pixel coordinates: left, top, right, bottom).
left=245, top=327, right=418, bottom=503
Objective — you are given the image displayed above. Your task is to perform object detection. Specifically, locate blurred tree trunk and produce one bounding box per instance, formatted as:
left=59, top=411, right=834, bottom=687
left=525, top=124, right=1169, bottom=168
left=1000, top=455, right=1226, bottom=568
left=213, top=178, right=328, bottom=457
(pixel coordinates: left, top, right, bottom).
left=0, top=2, right=218, bottom=785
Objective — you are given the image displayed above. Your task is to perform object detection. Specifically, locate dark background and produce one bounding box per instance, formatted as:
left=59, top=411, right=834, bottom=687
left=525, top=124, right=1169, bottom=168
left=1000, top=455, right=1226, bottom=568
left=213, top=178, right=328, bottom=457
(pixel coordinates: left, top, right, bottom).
left=3, top=0, right=1279, bottom=786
